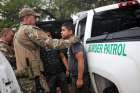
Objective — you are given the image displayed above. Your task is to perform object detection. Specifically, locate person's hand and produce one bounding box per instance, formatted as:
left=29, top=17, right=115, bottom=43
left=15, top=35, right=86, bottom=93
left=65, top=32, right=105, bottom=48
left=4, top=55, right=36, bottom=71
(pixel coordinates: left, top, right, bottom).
left=66, top=70, right=69, bottom=77
left=76, top=78, right=84, bottom=88
left=45, top=38, right=53, bottom=48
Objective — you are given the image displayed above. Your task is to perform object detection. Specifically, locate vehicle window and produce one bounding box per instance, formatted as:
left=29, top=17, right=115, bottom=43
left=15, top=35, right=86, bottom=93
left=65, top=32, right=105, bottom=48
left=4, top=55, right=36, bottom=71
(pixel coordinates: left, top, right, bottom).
left=77, top=17, right=87, bottom=41
left=91, top=6, right=140, bottom=37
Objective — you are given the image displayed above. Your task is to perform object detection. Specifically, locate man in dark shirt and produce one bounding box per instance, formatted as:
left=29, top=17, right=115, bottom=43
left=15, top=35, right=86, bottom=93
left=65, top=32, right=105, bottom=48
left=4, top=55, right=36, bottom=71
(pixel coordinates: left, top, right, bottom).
left=61, top=22, right=91, bottom=93
left=40, top=31, right=69, bottom=93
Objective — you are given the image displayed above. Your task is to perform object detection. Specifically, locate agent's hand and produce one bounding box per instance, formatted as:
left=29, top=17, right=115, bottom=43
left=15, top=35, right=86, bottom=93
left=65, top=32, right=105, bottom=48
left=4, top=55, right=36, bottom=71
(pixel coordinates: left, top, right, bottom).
left=76, top=78, right=84, bottom=88
left=45, top=38, right=53, bottom=48
left=66, top=70, right=69, bottom=77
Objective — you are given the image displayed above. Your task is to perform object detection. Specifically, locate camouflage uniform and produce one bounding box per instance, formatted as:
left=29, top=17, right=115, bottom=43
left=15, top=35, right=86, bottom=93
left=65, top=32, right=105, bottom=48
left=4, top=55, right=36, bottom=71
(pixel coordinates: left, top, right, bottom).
left=0, top=39, right=16, bottom=69
left=14, top=24, right=49, bottom=93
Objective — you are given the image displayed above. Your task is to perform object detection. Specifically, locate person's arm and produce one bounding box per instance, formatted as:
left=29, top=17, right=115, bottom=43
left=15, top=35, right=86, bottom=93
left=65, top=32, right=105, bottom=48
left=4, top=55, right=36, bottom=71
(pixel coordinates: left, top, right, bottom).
left=25, top=25, right=49, bottom=48
left=45, top=37, right=79, bottom=49
left=75, top=50, right=84, bottom=88
left=25, top=26, right=79, bottom=49
left=59, top=52, right=69, bottom=77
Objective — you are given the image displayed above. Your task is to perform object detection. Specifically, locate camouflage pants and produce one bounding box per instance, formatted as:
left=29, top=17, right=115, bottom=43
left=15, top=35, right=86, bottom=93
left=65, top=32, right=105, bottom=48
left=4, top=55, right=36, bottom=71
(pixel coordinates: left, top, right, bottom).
left=17, top=77, right=33, bottom=93
left=17, top=74, right=50, bottom=93
left=16, top=59, right=49, bottom=93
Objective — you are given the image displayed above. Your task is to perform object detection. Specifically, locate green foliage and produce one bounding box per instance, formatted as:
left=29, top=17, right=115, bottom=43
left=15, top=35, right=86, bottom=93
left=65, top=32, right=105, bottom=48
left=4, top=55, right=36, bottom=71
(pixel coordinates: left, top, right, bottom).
left=0, top=0, right=118, bottom=31
left=47, top=0, right=117, bottom=20
left=94, top=0, right=118, bottom=7
left=0, top=0, right=46, bottom=30
left=48, top=0, right=94, bottom=20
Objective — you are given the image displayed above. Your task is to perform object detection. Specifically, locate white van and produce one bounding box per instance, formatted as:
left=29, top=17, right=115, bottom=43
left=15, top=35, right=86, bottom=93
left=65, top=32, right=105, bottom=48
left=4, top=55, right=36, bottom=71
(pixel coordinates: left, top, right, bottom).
left=74, top=0, right=140, bottom=93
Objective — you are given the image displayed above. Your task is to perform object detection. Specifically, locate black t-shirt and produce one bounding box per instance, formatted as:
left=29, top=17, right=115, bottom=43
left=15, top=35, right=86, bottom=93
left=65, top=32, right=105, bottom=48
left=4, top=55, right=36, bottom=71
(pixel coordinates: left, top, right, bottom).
left=40, top=48, right=66, bottom=75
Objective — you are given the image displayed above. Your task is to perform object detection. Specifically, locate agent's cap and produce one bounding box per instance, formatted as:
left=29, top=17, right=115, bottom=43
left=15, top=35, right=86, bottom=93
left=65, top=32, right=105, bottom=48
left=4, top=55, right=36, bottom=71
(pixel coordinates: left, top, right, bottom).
left=19, top=7, right=40, bottom=18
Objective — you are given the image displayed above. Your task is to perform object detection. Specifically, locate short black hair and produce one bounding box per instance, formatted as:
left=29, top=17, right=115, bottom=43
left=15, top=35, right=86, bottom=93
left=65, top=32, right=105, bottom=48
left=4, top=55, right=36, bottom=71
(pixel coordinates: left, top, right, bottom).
left=0, top=28, right=14, bottom=37
left=62, top=22, right=75, bottom=33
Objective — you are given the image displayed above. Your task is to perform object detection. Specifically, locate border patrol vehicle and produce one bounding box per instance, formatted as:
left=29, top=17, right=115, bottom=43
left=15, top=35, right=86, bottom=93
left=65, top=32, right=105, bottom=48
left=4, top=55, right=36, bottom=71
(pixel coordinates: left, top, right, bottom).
left=74, top=0, right=140, bottom=93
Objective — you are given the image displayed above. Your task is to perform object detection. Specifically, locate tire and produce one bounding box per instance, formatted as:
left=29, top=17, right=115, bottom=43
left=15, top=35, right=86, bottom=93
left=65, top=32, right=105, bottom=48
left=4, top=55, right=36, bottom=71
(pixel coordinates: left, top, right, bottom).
left=103, top=85, right=119, bottom=93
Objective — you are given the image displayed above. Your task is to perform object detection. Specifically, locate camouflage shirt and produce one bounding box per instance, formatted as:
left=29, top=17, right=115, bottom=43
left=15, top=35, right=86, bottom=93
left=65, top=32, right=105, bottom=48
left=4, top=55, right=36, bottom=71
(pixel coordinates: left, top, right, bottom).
left=0, top=39, right=15, bottom=60
left=45, top=36, right=80, bottom=49
left=15, top=24, right=48, bottom=51
left=15, top=24, right=79, bottom=50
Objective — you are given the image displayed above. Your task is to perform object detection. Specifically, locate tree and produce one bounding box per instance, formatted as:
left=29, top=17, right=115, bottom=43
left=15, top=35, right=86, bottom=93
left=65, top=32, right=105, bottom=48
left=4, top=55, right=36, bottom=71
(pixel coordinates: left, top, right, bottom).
left=0, top=0, right=118, bottom=30
left=94, top=0, right=118, bottom=7
left=0, top=0, right=48, bottom=30
left=47, top=0, right=118, bottom=20
left=47, top=0, right=94, bottom=20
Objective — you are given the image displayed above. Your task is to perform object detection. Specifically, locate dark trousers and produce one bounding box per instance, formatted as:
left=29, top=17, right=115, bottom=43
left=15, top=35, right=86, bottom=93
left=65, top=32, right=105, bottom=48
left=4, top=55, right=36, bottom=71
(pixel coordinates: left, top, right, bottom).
left=71, top=75, right=91, bottom=93
left=48, top=72, right=68, bottom=93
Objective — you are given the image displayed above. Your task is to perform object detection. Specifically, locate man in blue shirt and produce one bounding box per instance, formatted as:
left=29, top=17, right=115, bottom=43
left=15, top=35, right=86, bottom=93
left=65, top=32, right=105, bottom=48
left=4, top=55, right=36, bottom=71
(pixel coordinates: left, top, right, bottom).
left=61, top=22, right=91, bottom=93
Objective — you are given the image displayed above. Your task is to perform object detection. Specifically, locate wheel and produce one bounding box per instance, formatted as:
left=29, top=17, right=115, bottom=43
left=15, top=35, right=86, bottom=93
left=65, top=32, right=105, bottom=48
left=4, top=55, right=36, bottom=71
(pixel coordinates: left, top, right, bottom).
left=103, top=85, right=119, bottom=93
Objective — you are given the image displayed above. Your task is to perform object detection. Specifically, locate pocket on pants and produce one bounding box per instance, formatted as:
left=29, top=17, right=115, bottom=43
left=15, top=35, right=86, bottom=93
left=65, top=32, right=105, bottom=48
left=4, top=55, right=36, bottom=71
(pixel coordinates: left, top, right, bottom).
left=30, top=60, right=41, bottom=76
